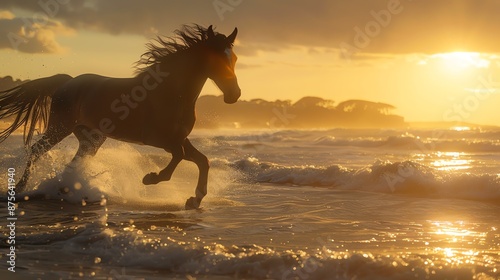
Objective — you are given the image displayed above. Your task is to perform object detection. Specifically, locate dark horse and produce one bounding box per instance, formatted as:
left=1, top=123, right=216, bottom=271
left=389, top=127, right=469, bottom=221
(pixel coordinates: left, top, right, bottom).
left=0, top=25, right=240, bottom=209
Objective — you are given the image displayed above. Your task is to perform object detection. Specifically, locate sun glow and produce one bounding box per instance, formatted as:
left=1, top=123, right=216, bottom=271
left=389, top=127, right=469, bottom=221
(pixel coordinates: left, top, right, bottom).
left=432, top=52, right=491, bottom=70
left=450, top=126, right=471, bottom=132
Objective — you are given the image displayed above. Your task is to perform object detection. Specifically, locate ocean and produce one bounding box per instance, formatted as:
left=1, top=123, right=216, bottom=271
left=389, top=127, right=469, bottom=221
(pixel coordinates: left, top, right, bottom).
left=0, top=127, right=499, bottom=279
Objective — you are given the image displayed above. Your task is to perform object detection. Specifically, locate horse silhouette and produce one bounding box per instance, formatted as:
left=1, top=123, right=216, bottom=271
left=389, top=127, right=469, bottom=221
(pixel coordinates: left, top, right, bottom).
left=0, top=24, right=240, bottom=209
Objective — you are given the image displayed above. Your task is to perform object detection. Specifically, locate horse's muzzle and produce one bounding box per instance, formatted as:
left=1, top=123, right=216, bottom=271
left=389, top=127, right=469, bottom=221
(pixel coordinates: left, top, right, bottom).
left=224, top=88, right=241, bottom=104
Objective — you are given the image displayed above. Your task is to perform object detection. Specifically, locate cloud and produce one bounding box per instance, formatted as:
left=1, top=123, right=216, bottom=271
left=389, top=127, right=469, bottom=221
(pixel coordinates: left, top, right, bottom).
left=0, top=9, right=73, bottom=53
left=1, top=0, right=499, bottom=55
left=0, top=10, right=14, bottom=19
left=235, top=63, right=263, bottom=70
left=219, top=0, right=500, bottom=54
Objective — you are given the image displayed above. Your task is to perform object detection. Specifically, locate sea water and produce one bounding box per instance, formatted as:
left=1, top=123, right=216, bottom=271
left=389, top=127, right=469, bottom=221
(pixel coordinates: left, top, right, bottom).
left=0, top=128, right=499, bottom=279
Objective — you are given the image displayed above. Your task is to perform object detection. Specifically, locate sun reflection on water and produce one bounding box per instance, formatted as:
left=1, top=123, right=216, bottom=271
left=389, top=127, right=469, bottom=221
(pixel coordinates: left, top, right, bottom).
left=430, top=221, right=489, bottom=242
left=426, top=220, right=498, bottom=271
left=432, top=152, right=472, bottom=171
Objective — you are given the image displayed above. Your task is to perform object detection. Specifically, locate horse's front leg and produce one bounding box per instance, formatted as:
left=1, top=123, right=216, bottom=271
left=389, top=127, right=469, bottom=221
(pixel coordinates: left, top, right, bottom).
left=182, top=139, right=209, bottom=210
left=142, top=145, right=185, bottom=185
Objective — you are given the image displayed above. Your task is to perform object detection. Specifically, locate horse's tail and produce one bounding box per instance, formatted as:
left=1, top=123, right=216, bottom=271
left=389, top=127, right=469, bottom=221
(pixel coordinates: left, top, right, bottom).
left=0, top=74, right=72, bottom=146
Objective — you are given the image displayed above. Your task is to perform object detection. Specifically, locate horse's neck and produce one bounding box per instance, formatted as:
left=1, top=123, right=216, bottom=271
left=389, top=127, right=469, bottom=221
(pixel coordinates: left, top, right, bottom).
left=152, top=51, right=208, bottom=105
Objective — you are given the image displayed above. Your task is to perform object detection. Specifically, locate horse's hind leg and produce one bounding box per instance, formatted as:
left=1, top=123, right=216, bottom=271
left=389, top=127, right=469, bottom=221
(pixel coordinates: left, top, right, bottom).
left=16, top=127, right=71, bottom=192
left=70, top=125, right=106, bottom=163
left=182, top=139, right=209, bottom=210
left=49, top=126, right=105, bottom=195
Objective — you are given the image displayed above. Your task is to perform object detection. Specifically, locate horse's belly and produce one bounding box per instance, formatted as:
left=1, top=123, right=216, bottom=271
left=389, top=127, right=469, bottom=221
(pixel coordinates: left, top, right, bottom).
left=75, top=89, right=194, bottom=149
left=95, top=118, right=182, bottom=149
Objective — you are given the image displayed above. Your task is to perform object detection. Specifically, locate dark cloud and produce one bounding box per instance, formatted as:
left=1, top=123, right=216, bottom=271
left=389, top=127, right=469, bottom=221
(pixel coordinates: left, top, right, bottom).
left=1, top=0, right=499, bottom=54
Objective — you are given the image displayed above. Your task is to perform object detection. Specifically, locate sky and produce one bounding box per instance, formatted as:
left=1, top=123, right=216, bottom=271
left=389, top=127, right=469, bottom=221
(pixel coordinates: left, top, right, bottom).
left=1, top=0, right=500, bottom=125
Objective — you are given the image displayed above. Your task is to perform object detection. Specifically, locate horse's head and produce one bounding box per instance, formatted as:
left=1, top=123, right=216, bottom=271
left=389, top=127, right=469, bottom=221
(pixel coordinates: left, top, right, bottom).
left=205, top=25, right=241, bottom=104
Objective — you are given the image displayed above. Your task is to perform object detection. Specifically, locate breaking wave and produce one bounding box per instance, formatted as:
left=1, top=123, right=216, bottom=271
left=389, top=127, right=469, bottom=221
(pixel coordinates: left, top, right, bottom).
left=231, top=157, right=500, bottom=203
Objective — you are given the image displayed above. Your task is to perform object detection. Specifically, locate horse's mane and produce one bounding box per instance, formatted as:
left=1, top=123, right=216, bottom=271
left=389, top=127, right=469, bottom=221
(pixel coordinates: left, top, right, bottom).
left=135, top=24, right=214, bottom=74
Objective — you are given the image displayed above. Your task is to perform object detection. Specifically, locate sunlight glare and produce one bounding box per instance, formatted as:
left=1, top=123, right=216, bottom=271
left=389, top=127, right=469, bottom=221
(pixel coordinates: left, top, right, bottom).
left=432, top=52, right=490, bottom=70
left=443, top=247, right=455, bottom=257
left=450, top=126, right=471, bottom=131
left=430, top=221, right=487, bottom=240
left=432, top=152, right=471, bottom=171
left=428, top=220, right=491, bottom=268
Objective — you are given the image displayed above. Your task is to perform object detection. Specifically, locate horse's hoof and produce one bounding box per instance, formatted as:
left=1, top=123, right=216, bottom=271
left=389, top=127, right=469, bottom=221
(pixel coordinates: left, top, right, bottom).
left=185, top=197, right=200, bottom=210
left=142, top=173, right=159, bottom=185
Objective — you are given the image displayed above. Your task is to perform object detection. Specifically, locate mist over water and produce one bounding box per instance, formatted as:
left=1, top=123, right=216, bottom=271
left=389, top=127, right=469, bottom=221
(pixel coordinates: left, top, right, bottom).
left=0, top=128, right=499, bottom=279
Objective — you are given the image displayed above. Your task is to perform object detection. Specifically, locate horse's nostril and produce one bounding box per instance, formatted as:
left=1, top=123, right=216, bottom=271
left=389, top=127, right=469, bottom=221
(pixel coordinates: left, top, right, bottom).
left=224, top=89, right=240, bottom=104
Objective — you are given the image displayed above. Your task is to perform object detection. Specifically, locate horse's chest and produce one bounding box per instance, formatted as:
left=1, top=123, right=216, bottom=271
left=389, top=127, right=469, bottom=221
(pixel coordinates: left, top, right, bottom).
left=154, top=104, right=195, bottom=128
left=141, top=104, right=195, bottom=146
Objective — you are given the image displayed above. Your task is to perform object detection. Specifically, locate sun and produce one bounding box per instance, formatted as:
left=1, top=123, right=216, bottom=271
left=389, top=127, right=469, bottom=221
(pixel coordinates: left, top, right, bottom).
left=432, top=52, right=490, bottom=70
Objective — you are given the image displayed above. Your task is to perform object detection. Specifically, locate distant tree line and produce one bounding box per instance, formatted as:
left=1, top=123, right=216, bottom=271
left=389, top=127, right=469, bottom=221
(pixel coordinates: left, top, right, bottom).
left=196, top=95, right=405, bottom=129
left=0, top=76, right=25, bottom=91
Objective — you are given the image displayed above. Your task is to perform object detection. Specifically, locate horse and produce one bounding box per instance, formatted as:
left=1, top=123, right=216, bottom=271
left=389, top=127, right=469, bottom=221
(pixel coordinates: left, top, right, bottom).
left=0, top=24, right=241, bottom=209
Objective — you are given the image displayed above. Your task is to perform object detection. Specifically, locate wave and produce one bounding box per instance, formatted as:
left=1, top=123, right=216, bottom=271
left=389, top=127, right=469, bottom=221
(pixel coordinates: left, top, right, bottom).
left=32, top=224, right=494, bottom=279
left=4, top=149, right=499, bottom=206
left=2, top=132, right=499, bottom=205
left=209, top=129, right=500, bottom=153
left=231, top=157, right=500, bottom=203
left=313, top=135, right=500, bottom=152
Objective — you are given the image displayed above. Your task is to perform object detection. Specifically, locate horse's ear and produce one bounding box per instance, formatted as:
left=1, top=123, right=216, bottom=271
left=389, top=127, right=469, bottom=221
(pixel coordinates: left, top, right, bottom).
left=227, top=27, right=238, bottom=44
left=207, top=25, right=215, bottom=38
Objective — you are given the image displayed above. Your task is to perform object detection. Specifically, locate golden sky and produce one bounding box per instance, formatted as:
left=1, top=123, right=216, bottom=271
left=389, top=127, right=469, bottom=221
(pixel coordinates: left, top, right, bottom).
left=1, top=0, right=500, bottom=125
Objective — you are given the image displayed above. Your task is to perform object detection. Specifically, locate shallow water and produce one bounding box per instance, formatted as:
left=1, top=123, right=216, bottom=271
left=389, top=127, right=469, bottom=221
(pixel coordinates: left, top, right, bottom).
left=0, top=128, right=499, bottom=279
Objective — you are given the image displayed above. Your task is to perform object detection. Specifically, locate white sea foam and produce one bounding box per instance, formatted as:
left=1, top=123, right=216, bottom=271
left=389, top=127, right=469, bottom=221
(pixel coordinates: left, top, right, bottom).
left=231, top=157, right=500, bottom=202
left=3, top=138, right=236, bottom=207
